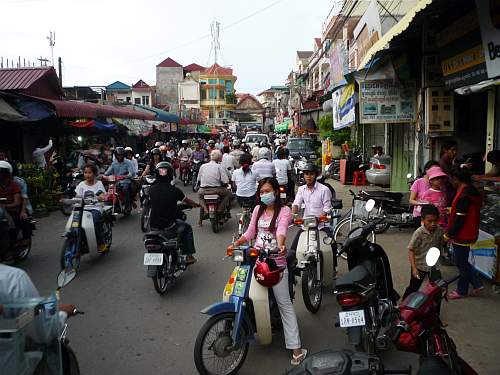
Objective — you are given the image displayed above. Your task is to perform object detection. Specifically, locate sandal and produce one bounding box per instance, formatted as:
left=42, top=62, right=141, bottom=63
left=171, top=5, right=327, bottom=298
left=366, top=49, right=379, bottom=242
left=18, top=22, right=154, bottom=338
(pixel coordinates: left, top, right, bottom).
left=290, top=349, right=307, bottom=366
left=448, top=290, right=465, bottom=300
left=470, top=286, right=484, bottom=296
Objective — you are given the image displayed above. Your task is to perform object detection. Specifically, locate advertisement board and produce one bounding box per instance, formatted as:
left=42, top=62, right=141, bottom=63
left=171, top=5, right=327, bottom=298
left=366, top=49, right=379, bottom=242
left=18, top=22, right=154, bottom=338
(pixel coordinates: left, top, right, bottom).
left=476, top=0, right=500, bottom=79
left=359, top=80, right=416, bottom=123
left=333, top=82, right=356, bottom=130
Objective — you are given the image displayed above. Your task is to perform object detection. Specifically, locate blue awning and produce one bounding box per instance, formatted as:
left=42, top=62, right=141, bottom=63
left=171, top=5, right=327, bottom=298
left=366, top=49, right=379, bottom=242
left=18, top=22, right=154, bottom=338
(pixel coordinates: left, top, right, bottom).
left=133, top=104, right=179, bottom=123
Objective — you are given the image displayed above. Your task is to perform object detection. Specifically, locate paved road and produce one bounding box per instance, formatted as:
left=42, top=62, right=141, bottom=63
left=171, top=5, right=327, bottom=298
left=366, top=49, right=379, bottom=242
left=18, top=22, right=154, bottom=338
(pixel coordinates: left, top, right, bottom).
left=17, top=181, right=498, bottom=374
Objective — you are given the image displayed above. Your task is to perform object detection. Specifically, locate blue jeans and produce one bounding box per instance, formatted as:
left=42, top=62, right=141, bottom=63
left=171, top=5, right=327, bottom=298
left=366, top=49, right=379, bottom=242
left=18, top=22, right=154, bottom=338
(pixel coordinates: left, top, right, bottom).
left=453, top=244, right=482, bottom=296
left=176, top=220, right=196, bottom=255
left=90, top=209, right=104, bottom=245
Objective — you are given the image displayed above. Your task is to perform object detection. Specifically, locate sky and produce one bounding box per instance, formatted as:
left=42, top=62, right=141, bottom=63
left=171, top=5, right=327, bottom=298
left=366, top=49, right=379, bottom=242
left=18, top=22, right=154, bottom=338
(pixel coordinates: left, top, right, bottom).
left=1, top=0, right=334, bottom=95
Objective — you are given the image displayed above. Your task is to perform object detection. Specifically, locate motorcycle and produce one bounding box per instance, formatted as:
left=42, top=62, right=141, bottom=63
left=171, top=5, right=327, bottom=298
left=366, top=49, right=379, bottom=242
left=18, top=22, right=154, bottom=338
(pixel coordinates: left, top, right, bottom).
left=290, top=155, right=307, bottom=186
left=142, top=203, right=192, bottom=295
left=323, top=158, right=341, bottom=181
left=139, top=175, right=156, bottom=233
left=191, top=159, right=203, bottom=192
left=0, top=199, right=36, bottom=262
left=102, top=175, right=132, bottom=216
left=334, top=202, right=399, bottom=354
left=279, top=184, right=288, bottom=205
left=194, top=240, right=293, bottom=375
left=202, top=193, right=230, bottom=233
left=388, top=247, right=478, bottom=375
left=291, top=208, right=341, bottom=313
left=179, top=158, right=191, bottom=186
left=60, top=170, right=84, bottom=216
left=237, top=200, right=253, bottom=237
left=60, top=194, right=113, bottom=272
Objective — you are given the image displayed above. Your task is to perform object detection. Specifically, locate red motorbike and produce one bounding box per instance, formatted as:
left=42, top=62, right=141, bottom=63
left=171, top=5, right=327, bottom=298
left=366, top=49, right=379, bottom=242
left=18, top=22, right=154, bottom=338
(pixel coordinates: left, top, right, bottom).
left=179, top=158, right=192, bottom=187
left=102, top=175, right=132, bottom=216
left=389, top=249, right=478, bottom=375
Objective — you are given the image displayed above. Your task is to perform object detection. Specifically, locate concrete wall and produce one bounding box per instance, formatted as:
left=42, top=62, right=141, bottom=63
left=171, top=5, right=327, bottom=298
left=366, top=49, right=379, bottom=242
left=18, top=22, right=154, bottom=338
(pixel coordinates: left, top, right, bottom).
left=107, top=91, right=131, bottom=103
left=156, top=66, right=184, bottom=111
left=131, top=91, right=152, bottom=106
left=178, top=80, right=200, bottom=109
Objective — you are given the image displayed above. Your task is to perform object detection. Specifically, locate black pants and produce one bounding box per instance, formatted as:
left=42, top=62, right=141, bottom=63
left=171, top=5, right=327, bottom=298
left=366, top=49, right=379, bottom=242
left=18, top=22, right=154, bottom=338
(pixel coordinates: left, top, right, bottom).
left=10, top=212, right=32, bottom=240
left=402, top=268, right=442, bottom=300
left=236, top=195, right=256, bottom=210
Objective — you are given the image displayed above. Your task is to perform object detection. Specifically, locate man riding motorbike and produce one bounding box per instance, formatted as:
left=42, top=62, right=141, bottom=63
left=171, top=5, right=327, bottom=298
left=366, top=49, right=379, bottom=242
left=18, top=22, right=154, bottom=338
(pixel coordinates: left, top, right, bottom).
left=178, top=140, right=192, bottom=179
left=252, top=148, right=276, bottom=182
left=197, top=150, right=232, bottom=226
left=149, top=162, right=200, bottom=265
left=142, top=148, right=163, bottom=177
left=229, top=139, right=244, bottom=164
left=191, top=141, right=208, bottom=163
left=207, top=140, right=217, bottom=155
left=104, top=147, right=135, bottom=211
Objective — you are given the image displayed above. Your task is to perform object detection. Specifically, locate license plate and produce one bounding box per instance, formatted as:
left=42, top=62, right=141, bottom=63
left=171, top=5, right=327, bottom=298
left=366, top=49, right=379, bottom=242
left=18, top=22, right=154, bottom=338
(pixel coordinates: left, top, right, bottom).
left=204, top=195, right=219, bottom=200
left=144, top=253, right=163, bottom=266
left=280, top=193, right=287, bottom=199
left=339, top=310, right=365, bottom=328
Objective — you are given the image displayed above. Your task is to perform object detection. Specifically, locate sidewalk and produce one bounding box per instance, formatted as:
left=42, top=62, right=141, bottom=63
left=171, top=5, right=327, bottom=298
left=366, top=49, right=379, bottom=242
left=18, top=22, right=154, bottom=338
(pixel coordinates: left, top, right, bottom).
left=328, top=178, right=500, bottom=374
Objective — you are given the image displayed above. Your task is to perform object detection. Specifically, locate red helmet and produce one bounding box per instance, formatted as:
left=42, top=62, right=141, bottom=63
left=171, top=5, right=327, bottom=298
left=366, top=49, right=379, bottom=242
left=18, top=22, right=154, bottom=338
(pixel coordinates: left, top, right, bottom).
left=253, top=258, right=284, bottom=288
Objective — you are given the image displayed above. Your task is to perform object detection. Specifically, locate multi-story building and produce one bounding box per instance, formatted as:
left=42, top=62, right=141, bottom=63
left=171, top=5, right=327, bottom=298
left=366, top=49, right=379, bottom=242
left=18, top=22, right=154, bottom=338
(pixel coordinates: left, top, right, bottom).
left=155, top=57, right=184, bottom=112
left=131, top=79, right=153, bottom=106
left=199, top=63, right=237, bottom=125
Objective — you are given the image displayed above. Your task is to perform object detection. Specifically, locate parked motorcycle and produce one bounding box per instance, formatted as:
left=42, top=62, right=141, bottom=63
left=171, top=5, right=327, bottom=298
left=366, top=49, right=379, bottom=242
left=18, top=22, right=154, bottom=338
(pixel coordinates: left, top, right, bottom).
left=191, top=159, right=203, bottom=192
left=194, top=241, right=293, bottom=375
left=202, top=193, right=230, bottom=233
left=142, top=203, right=192, bottom=295
left=388, top=247, right=478, bottom=375
left=102, top=175, right=132, bottom=216
left=334, top=204, right=399, bottom=354
left=139, top=175, right=156, bottom=232
left=323, top=158, right=341, bottom=181
left=60, top=194, right=113, bottom=272
left=60, top=170, right=84, bottom=216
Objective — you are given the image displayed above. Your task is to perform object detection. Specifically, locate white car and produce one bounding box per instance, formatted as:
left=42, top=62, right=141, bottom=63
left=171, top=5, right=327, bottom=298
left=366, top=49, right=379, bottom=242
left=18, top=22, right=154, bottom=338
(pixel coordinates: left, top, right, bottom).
left=244, top=133, right=269, bottom=149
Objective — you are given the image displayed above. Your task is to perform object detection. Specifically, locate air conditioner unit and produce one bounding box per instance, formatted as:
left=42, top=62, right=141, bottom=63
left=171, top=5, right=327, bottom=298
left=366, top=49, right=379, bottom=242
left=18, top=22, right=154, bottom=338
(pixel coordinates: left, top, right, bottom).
left=425, top=87, right=454, bottom=135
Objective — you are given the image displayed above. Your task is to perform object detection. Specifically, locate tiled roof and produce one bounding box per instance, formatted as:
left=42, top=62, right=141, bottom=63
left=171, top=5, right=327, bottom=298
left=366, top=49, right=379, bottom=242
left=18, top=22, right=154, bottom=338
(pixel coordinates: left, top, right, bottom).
left=106, top=81, right=131, bottom=90
left=157, top=57, right=182, bottom=68
left=297, top=51, right=313, bottom=59
left=184, top=63, right=205, bottom=72
left=0, top=67, right=63, bottom=97
left=201, top=63, right=233, bottom=76
left=132, top=79, right=151, bottom=90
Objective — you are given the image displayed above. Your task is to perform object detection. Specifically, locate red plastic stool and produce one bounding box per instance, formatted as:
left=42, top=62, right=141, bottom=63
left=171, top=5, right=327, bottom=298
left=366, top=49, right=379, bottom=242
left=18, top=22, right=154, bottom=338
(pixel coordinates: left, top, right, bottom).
left=352, top=170, right=367, bottom=186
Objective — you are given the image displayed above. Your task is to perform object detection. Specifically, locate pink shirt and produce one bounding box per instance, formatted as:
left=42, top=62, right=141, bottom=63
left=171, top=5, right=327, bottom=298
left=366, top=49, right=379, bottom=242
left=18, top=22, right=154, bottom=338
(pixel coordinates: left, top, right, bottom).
left=243, top=205, right=292, bottom=268
left=410, top=178, right=430, bottom=217
left=421, top=188, right=447, bottom=227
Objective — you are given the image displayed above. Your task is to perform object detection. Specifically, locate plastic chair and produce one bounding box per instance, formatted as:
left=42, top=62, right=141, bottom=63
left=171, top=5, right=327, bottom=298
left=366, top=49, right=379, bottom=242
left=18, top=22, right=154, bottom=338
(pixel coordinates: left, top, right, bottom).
left=352, top=170, right=367, bottom=186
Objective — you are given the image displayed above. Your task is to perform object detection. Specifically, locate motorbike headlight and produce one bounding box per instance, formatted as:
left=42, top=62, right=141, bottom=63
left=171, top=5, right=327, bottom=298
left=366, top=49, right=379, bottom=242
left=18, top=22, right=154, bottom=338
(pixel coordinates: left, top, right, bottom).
left=145, top=177, right=156, bottom=184
left=232, top=249, right=244, bottom=263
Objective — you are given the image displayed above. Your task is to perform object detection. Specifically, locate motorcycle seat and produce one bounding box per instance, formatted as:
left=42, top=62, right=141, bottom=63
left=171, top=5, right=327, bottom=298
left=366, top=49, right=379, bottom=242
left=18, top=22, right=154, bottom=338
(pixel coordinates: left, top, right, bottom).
left=145, top=229, right=178, bottom=241
left=336, top=265, right=375, bottom=289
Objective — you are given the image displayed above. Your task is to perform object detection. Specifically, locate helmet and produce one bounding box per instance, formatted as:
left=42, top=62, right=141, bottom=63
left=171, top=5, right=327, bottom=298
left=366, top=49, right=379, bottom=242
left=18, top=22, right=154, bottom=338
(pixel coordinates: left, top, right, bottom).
left=0, top=160, right=13, bottom=174
left=233, top=139, right=241, bottom=147
left=253, top=258, right=284, bottom=288
left=258, top=148, right=271, bottom=161
left=280, top=138, right=286, bottom=145
left=182, top=140, right=188, bottom=145
left=115, top=147, right=125, bottom=156
left=151, top=148, right=161, bottom=155
left=166, top=142, right=173, bottom=148
left=124, top=146, right=133, bottom=152
left=301, top=163, right=317, bottom=174
left=155, top=161, right=173, bottom=179
left=159, top=145, right=167, bottom=152
left=154, top=141, right=164, bottom=147
left=208, top=140, right=215, bottom=146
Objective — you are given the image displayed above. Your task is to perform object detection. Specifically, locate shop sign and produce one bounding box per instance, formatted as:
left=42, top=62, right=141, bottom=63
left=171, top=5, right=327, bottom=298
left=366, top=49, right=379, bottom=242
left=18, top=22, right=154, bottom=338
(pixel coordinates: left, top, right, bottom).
left=351, top=0, right=382, bottom=70
left=359, top=80, right=416, bottom=123
left=332, top=82, right=356, bottom=130
left=476, top=0, right=500, bottom=79
left=329, top=40, right=349, bottom=89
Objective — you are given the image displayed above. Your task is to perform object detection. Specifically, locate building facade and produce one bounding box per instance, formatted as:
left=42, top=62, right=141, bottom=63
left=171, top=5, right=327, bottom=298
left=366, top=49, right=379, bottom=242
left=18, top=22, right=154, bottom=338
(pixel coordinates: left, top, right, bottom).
left=105, top=81, right=131, bottom=104
left=131, top=79, right=153, bottom=106
left=155, top=57, right=184, bottom=112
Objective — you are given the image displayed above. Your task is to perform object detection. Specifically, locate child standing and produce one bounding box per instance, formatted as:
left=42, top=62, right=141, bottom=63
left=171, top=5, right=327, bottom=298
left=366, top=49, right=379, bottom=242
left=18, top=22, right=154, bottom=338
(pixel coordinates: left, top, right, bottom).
left=421, top=166, right=449, bottom=228
left=402, top=204, right=443, bottom=300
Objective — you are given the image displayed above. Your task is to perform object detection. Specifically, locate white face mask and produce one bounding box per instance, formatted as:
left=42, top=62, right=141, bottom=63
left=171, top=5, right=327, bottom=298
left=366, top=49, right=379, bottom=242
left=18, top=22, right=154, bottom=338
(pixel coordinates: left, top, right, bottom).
left=260, top=192, right=276, bottom=206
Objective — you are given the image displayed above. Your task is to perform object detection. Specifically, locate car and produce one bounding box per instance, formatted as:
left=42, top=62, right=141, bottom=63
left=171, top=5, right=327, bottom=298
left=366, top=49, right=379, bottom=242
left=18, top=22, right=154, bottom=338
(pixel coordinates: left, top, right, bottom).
left=287, top=137, right=318, bottom=161
left=243, top=132, right=269, bottom=149
left=365, top=156, right=391, bottom=186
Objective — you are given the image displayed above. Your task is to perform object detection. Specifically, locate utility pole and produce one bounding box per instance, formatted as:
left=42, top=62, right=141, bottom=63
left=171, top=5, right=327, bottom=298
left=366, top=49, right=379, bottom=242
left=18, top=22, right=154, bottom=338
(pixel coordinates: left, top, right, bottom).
left=38, top=57, right=49, bottom=67
left=210, top=20, right=220, bottom=65
left=58, top=57, right=62, bottom=87
left=47, top=31, right=56, bottom=66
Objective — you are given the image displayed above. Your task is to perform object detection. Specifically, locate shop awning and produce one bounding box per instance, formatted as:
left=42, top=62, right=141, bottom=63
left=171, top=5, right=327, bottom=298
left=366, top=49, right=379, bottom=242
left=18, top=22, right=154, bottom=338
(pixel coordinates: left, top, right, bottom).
left=358, top=0, right=433, bottom=70
left=0, top=96, right=26, bottom=121
left=133, top=104, right=179, bottom=123
left=66, top=119, right=118, bottom=131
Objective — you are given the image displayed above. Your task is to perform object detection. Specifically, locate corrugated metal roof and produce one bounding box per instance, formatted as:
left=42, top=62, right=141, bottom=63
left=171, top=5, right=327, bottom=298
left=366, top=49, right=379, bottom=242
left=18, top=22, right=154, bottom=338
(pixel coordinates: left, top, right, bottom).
left=0, top=67, right=63, bottom=97
left=106, top=81, right=131, bottom=90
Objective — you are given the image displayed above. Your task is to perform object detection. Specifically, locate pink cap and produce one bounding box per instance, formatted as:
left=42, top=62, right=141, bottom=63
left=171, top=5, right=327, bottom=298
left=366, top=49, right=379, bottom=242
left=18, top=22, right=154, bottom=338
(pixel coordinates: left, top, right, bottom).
left=426, top=166, right=448, bottom=180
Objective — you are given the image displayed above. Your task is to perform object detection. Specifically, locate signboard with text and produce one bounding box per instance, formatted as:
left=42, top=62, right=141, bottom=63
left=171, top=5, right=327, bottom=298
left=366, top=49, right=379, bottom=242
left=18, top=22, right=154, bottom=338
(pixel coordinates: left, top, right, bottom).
left=476, top=0, right=500, bottom=79
left=333, top=83, right=356, bottom=130
left=359, top=80, right=416, bottom=124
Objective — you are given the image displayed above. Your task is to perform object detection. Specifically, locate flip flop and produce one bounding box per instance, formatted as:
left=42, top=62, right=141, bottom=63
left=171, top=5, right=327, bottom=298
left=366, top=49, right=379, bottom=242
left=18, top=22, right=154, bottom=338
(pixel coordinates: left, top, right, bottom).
left=448, top=290, right=465, bottom=300
left=290, top=349, right=307, bottom=366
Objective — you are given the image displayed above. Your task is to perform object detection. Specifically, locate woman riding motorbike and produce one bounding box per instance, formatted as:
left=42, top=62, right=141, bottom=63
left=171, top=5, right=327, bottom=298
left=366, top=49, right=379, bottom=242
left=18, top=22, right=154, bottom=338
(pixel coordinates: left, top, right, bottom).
left=142, top=148, right=163, bottom=177
left=231, top=177, right=307, bottom=365
left=232, top=153, right=258, bottom=209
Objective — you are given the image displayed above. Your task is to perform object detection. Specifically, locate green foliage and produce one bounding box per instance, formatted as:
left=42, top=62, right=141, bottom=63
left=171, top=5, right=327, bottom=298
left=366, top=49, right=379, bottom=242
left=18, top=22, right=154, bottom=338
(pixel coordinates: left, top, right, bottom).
left=318, top=114, right=351, bottom=145
left=225, top=93, right=237, bottom=104
left=19, top=164, right=62, bottom=211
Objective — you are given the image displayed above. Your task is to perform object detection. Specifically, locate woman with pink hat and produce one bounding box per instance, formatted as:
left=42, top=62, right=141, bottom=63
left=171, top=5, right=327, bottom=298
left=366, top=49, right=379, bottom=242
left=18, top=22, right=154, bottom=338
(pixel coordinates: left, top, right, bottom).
left=421, top=166, right=449, bottom=227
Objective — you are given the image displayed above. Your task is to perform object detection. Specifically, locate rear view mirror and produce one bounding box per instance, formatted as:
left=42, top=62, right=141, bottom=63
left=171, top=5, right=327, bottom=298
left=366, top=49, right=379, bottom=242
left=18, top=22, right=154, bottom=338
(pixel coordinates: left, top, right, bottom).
left=365, top=199, right=376, bottom=213
left=57, top=268, right=77, bottom=288
left=406, top=173, right=412, bottom=179
left=425, top=247, right=441, bottom=267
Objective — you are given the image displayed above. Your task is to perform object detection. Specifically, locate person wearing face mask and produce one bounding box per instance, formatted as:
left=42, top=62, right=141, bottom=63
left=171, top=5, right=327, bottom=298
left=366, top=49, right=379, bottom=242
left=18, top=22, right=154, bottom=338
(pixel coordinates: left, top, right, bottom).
left=232, top=153, right=258, bottom=208
left=232, top=177, right=307, bottom=366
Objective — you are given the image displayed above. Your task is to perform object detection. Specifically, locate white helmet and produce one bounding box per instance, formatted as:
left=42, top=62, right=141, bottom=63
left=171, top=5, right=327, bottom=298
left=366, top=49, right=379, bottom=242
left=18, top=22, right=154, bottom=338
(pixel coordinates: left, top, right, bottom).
left=124, top=146, right=133, bottom=152
left=182, top=140, right=188, bottom=145
left=258, top=148, right=271, bottom=161
left=154, top=141, right=163, bottom=147
left=0, top=160, right=13, bottom=174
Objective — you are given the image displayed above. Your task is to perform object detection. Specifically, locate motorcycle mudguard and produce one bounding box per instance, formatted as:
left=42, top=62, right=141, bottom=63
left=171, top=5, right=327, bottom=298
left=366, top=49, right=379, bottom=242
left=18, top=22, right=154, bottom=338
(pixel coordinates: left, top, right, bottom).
left=201, top=302, right=237, bottom=316
left=347, top=326, right=362, bottom=346
left=81, top=210, right=97, bottom=252
left=295, top=230, right=309, bottom=268
left=249, top=276, right=272, bottom=345
left=147, top=265, right=158, bottom=277
left=64, top=212, right=74, bottom=232
left=318, top=231, right=334, bottom=283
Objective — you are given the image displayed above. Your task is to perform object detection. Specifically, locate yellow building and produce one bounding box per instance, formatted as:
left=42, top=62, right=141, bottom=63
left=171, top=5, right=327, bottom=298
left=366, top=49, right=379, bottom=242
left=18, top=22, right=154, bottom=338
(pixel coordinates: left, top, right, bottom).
left=199, top=63, right=237, bottom=125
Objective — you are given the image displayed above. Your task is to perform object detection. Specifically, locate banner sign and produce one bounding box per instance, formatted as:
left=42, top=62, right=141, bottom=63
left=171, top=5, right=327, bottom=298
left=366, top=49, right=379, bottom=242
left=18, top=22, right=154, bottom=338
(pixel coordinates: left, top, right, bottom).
left=333, top=82, right=356, bottom=130
left=329, top=40, right=349, bottom=89
left=359, top=80, right=416, bottom=123
left=476, top=0, right=500, bottom=79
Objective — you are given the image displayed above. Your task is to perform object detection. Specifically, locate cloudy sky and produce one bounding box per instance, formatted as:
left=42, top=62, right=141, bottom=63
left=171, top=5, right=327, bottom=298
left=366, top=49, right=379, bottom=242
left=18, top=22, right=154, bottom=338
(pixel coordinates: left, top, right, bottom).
left=1, top=0, right=334, bottom=94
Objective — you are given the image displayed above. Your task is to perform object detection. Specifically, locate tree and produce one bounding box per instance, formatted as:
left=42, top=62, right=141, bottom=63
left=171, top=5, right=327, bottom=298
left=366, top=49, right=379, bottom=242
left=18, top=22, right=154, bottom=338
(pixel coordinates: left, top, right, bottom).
left=318, top=114, right=351, bottom=145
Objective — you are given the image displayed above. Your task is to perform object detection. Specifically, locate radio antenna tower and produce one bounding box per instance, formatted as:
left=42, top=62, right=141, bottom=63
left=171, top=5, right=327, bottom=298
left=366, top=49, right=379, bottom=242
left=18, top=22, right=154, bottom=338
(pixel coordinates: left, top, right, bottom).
left=47, top=31, right=55, bottom=66
left=210, top=20, right=220, bottom=64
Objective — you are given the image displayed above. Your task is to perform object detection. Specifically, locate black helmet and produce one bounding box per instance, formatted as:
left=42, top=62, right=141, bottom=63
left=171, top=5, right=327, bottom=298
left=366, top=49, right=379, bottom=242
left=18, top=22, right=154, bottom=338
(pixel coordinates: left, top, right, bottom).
left=155, top=161, right=174, bottom=180
left=115, top=147, right=125, bottom=156
left=151, top=147, right=161, bottom=155
left=301, top=163, right=317, bottom=174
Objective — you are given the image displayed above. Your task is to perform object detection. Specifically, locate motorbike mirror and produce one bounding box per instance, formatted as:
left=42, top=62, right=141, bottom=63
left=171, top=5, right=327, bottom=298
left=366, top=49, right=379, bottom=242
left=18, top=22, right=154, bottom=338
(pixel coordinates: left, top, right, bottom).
left=406, top=173, right=412, bottom=179
left=359, top=164, right=364, bottom=169
left=425, top=247, right=441, bottom=267
left=57, top=268, right=77, bottom=288
left=365, top=199, right=376, bottom=213
left=135, top=153, right=140, bottom=158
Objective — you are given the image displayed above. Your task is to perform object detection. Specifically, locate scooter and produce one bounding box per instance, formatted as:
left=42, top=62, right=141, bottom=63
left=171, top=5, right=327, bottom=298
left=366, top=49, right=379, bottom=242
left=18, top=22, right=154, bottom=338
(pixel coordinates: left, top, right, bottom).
left=194, top=240, right=293, bottom=375
left=60, top=170, right=83, bottom=216
left=389, top=247, right=478, bottom=375
left=102, top=175, right=132, bottom=216
left=139, top=175, right=156, bottom=233
left=60, top=193, right=113, bottom=273
left=191, top=159, right=203, bottom=192
left=334, top=201, right=399, bottom=354
left=202, top=193, right=230, bottom=233
left=142, top=204, right=192, bottom=295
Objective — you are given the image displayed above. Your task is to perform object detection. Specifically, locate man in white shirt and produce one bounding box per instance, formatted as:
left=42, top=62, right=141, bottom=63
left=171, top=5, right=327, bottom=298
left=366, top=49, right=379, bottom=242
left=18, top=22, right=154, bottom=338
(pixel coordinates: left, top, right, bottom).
left=197, top=150, right=232, bottom=225
left=273, top=147, right=292, bottom=186
left=32, top=139, right=53, bottom=168
left=125, top=147, right=139, bottom=175
left=229, top=140, right=245, bottom=164
left=178, top=140, right=193, bottom=160
left=221, top=146, right=238, bottom=180
left=252, top=148, right=276, bottom=181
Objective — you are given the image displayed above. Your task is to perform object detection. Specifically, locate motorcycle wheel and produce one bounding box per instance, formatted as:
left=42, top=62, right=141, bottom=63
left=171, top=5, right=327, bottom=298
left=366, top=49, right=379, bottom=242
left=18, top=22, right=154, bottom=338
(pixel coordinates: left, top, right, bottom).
left=210, top=218, right=219, bottom=233
left=183, top=171, right=188, bottom=187
left=61, top=342, right=81, bottom=375
left=59, top=237, right=81, bottom=272
left=15, top=237, right=32, bottom=261
left=192, top=172, right=199, bottom=192
left=153, top=254, right=169, bottom=295
left=194, top=312, right=249, bottom=375
left=373, top=209, right=390, bottom=234
left=301, top=256, right=323, bottom=313
left=140, top=205, right=151, bottom=233
left=333, top=218, right=375, bottom=260
left=102, top=220, right=112, bottom=250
